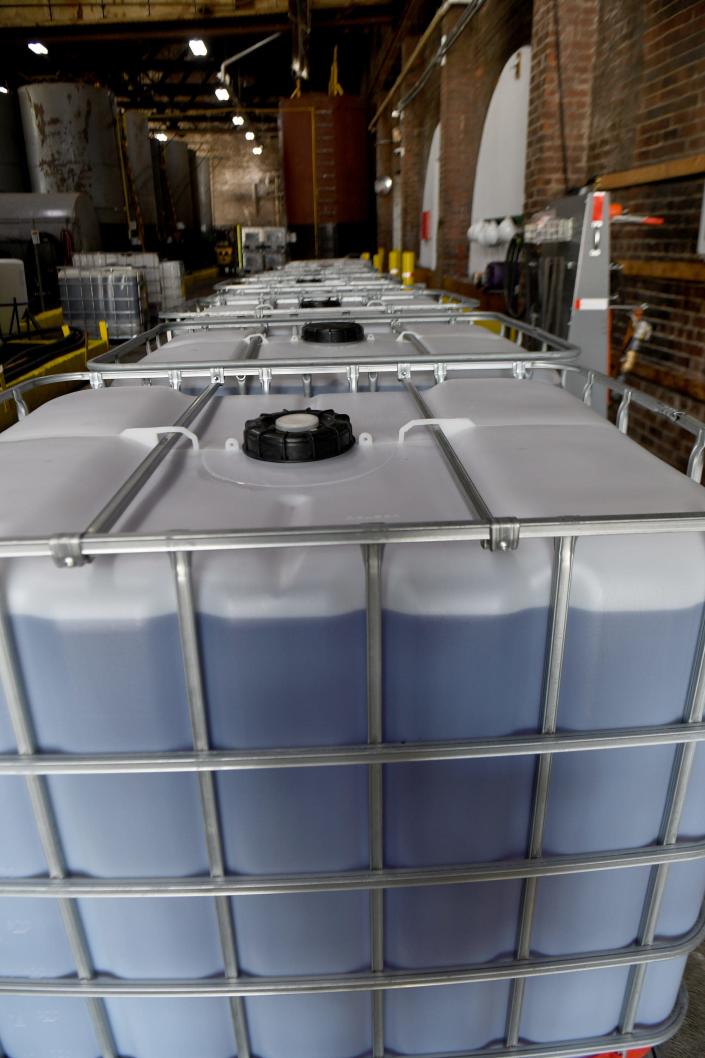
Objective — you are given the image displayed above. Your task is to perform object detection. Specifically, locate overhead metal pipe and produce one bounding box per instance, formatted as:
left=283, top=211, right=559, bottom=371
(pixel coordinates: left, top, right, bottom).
left=218, top=31, right=283, bottom=84
left=369, top=0, right=482, bottom=131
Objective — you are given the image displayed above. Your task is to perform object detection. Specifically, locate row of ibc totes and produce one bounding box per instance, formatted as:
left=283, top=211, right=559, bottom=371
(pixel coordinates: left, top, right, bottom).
left=1, top=258, right=705, bottom=1058
left=171, top=256, right=454, bottom=322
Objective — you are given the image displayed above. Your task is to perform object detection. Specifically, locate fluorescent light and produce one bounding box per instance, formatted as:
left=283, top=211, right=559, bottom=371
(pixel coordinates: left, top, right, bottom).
left=154, top=132, right=168, bottom=142
left=0, top=86, right=8, bottom=95
left=245, top=130, right=255, bottom=141
left=188, top=38, right=207, bottom=56
left=252, top=145, right=263, bottom=156
left=28, top=42, right=48, bottom=55
left=215, top=86, right=229, bottom=101
left=232, top=114, right=244, bottom=127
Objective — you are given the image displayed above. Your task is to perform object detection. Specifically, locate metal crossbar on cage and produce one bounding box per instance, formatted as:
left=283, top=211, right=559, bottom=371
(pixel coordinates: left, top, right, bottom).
left=0, top=351, right=705, bottom=1058
left=94, top=312, right=570, bottom=365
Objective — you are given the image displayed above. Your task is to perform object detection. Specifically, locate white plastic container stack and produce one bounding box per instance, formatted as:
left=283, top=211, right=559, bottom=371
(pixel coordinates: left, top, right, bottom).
left=58, top=265, right=147, bottom=338
left=160, top=260, right=185, bottom=309
left=0, top=375, right=705, bottom=1058
left=73, top=252, right=163, bottom=312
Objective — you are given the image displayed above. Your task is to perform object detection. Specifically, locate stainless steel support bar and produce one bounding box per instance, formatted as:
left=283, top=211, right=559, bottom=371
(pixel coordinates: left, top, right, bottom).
left=0, top=915, right=700, bottom=996
left=364, top=544, right=385, bottom=1058
left=506, top=537, right=575, bottom=1045
left=171, top=551, right=251, bottom=1058
left=5, top=510, right=705, bottom=563
left=620, top=590, right=705, bottom=1033
left=3, top=835, right=705, bottom=898
left=2, top=720, right=705, bottom=775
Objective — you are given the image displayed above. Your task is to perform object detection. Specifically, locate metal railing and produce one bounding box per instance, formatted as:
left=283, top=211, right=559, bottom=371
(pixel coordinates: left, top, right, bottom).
left=84, top=313, right=577, bottom=371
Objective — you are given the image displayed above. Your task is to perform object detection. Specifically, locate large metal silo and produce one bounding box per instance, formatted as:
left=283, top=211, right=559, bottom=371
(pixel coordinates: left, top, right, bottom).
left=123, top=110, right=159, bottom=246
left=19, top=83, right=126, bottom=238
left=189, top=150, right=213, bottom=234
left=164, top=139, right=194, bottom=231
left=0, top=93, right=28, bottom=193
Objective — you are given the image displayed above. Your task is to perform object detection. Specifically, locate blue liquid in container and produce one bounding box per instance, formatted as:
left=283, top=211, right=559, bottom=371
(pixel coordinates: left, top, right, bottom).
left=1, top=594, right=705, bottom=1056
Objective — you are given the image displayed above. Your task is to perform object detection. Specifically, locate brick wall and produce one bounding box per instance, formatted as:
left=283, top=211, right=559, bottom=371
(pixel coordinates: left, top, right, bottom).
left=524, top=0, right=599, bottom=214
left=373, top=0, right=531, bottom=280
left=440, top=0, right=532, bottom=276
left=587, top=0, right=705, bottom=464
left=375, top=110, right=394, bottom=251
left=184, top=129, right=283, bottom=229
left=397, top=34, right=441, bottom=258
left=373, top=0, right=705, bottom=473
left=520, top=0, right=705, bottom=469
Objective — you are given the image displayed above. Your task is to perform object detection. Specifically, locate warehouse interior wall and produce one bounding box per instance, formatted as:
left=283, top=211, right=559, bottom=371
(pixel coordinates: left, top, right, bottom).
left=528, top=0, right=705, bottom=469
left=375, top=0, right=531, bottom=285
left=183, top=130, right=283, bottom=229
left=375, top=0, right=705, bottom=470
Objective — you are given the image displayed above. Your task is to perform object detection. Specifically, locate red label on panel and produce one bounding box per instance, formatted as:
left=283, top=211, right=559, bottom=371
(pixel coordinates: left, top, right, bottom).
left=592, top=192, right=605, bottom=224
left=421, top=210, right=431, bottom=241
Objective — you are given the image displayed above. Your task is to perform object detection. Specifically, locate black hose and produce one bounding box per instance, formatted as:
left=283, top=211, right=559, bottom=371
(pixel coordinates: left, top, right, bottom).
left=503, top=234, right=525, bottom=318
left=0, top=326, right=85, bottom=385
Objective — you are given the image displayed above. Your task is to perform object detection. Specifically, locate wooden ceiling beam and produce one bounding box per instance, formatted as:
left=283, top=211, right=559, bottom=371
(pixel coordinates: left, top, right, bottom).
left=0, top=0, right=390, bottom=30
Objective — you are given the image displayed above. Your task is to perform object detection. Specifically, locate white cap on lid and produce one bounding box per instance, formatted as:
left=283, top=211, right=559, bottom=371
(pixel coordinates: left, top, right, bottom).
left=275, top=412, right=320, bottom=434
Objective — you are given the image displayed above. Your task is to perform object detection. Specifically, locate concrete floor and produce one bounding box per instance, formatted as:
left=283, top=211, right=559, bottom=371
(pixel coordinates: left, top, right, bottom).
left=659, top=943, right=705, bottom=1057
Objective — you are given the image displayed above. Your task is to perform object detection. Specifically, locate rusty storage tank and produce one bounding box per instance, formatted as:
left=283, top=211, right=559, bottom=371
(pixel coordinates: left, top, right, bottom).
left=0, top=92, right=29, bottom=192
left=123, top=110, right=159, bottom=248
left=189, top=149, right=213, bottom=235
left=279, top=93, right=370, bottom=258
left=18, top=82, right=126, bottom=245
left=164, top=139, right=194, bottom=232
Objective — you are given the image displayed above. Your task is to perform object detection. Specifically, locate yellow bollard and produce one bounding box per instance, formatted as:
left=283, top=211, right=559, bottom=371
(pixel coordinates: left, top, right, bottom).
left=372, top=252, right=382, bottom=272
left=361, top=251, right=371, bottom=261
left=401, top=250, right=415, bottom=287
left=388, top=249, right=401, bottom=277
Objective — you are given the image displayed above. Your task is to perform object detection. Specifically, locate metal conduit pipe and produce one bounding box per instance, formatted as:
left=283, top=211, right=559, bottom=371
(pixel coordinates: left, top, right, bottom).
left=369, top=0, right=484, bottom=130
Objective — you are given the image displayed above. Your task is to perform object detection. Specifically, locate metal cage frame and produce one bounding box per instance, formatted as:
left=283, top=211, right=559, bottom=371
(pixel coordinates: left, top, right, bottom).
left=0, top=351, right=704, bottom=1058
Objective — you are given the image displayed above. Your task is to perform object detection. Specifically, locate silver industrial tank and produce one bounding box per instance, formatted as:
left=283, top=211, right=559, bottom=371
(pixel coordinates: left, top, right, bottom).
left=18, top=83, right=126, bottom=232
left=123, top=110, right=159, bottom=234
left=0, top=192, right=101, bottom=250
left=164, top=139, right=194, bottom=231
left=189, top=150, right=213, bottom=234
left=0, top=92, right=28, bottom=193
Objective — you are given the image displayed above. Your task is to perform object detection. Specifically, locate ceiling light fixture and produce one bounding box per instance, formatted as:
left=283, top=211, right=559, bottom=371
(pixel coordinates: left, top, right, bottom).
left=232, top=115, right=245, bottom=127
left=154, top=132, right=168, bottom=142
left=188, top=39, right=207, bottom=56
left=28, top=42, right=48, bottom=55
left=0, top=86, right=8, bottom=95
left=215, top=86, right=230, bottom=101
left=245, top=130, right=255, bottom=141
left=252, top=146, right=263, bottom=156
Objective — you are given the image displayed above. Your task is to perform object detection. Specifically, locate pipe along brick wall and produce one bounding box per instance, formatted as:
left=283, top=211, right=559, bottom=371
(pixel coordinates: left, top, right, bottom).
left=375, top=0, right=705, bottom=470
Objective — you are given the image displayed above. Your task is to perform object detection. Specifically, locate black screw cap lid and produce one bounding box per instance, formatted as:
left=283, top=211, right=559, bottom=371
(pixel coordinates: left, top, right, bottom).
left=301, top=320, right=365, bottom=344
left=243, top=408, right=356, bottom=463
left=300, top=296, right=342, bottom=309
